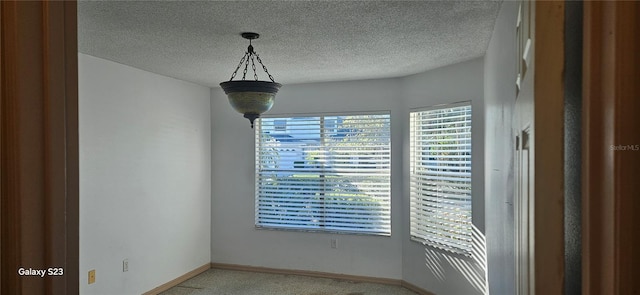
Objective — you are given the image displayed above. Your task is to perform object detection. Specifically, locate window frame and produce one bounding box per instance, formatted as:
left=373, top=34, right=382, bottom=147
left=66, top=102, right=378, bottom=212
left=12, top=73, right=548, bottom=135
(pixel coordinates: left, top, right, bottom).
left=409, top=101, right=473, bottom=255
left=254, top=111, right=392, bottom=236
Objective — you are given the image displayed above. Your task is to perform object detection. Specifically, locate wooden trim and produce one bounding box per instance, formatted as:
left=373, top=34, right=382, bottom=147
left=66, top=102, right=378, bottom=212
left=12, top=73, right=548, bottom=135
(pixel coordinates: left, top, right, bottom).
left=534, top=1, right=565, bottom=294
left=62, top=2, right=80, bottom=293
left=0, top=1, right=78, bottom=294
left=142, top=264, right=211, bottom=295
left=145, top=262, right=438, bottom=295
left=400, top=280, right=437, bottom=295
left=0, top=2, right=3, bottom=293
left=147, top=262, right=437, bottom=295
left=582, top=1, right=640, bottom=294
left=210, top=263, right=435, bottom=295
left=211, top=262, right=401, bottom=286
left=1, top=4, right=24, bottom=293
left=43, top=1, right=79, bottom=293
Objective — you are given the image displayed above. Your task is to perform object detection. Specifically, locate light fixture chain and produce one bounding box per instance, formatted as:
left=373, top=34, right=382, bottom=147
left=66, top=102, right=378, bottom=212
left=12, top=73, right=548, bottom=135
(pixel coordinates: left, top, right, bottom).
left=229, top=52, right=248, bottom=81
left=242, top=51, right=250, bottom=80
left=255, top=52, right=276, bottom=82
left=250, top=54, right=258, bottom=81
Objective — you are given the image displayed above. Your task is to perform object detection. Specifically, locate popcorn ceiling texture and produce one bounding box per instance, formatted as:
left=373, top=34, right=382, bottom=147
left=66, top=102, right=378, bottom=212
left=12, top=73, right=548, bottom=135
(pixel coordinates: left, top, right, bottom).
left=78, top=1, right=500, bottom=87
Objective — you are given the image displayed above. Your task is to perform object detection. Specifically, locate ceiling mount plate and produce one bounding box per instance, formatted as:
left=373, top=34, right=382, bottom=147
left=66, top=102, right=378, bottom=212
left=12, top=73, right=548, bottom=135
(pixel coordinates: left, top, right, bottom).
left=241, top=32, right=260, bottom=40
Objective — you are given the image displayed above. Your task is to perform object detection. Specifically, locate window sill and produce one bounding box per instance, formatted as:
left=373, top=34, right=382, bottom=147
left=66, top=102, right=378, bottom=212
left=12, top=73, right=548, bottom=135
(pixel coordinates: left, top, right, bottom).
left=255, top=225, right=391, bottom=237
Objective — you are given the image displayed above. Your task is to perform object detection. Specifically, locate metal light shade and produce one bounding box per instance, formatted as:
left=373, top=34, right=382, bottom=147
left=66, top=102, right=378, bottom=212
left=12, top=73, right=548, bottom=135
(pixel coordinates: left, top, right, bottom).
left=220, top=80, right=282, bottom=128
left=220, top=32, right=282, bottom=128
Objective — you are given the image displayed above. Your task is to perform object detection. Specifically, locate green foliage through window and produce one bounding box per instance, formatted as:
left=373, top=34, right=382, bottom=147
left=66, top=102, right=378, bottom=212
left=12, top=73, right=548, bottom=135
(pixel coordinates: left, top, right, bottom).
left=255, top=113, right=391, bottom=235
left=409, top=104, right=473, bottom=255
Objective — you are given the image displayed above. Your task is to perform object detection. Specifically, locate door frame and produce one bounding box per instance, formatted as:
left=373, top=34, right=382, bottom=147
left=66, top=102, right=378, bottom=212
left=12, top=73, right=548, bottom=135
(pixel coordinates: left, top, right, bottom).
left=0, top=1, right=79, bottom=294
left=582, top=1, right=640, bottom=294
left=533, top=1, right=565, bottom=294
left=1, top=1, right=638, bottom=294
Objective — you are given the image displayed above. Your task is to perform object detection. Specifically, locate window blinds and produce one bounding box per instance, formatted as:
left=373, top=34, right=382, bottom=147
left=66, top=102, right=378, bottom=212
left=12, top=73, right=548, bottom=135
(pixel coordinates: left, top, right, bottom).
left=255, top=113, right=391, bottom=235
left=409, top=104, right=473, bottom=254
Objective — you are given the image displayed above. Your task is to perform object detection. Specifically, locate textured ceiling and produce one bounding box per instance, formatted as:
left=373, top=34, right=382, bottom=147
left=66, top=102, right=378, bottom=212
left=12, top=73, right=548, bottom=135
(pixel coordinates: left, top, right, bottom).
left=78, top=1, right=501, bottom=87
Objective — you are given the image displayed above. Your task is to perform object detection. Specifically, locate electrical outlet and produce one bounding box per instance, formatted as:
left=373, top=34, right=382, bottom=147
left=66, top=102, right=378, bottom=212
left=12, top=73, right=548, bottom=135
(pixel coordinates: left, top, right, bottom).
left=331, top=238, right=338, bottom=249
left=88, top=269, right=96, bottom=284
left=123, top=259, right=128, bottom=272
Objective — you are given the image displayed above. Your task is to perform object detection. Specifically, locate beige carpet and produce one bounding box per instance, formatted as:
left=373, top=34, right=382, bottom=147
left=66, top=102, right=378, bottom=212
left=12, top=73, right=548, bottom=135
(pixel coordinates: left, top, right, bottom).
left=159, top=269, right=418, bottom=295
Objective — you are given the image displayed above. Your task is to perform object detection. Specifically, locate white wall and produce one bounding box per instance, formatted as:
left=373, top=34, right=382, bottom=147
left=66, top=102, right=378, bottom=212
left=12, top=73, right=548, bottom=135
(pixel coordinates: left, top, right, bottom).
left=211, top=78, right=405, bottom=279
left=79, top=54, right=211, bottom=295
left=401, top=58, right=487, bottom=295
left=483, top=2, right=519, bottom=294
left=211, top=57, right=485, bottom=294
left=77, top=9, right=517, bottom=292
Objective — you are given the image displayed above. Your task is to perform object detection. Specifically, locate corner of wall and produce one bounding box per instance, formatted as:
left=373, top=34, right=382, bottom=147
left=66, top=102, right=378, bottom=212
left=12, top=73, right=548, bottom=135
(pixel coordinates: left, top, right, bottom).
left=482, top=1, right=519, bottom=294
left=400, top=57, right=487, bottom=295
left=79, top=54, right=212, bottom=294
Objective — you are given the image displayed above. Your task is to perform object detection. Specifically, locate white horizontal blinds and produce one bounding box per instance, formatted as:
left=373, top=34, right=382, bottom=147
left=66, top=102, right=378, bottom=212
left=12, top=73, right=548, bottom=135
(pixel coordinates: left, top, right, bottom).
left=255, top=114, right=391, bottom=235
left=409, top=104, right=472, bottom=254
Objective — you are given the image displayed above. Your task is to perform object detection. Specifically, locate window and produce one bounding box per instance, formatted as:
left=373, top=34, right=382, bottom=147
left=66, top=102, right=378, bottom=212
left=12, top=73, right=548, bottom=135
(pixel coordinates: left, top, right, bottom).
left=274, top=119, right=287, bottom=131
left=409, top=103, right=472, bottom=254
left=255, top=113, right=391, bottom=235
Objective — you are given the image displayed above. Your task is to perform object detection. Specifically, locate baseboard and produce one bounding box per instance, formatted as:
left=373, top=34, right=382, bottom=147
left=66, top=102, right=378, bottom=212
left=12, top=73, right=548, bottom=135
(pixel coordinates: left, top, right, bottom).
left=401, top=280, right=437, bottom=295
left=210, top=262, right=399, bottom=285
left=143, top=263, right=211, bottom=295
left=210, top=262, right=435, bottom=295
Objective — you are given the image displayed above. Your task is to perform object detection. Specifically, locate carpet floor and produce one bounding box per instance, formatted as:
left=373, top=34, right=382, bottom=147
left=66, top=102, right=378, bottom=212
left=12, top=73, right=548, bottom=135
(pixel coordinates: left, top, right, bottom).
left=159, top=268, right=419, bottom=295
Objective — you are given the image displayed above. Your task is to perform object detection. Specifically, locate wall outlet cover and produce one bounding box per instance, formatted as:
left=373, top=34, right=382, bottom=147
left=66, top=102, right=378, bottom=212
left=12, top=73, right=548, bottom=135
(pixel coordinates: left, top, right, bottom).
left=88, top=269, right=96, bottom=284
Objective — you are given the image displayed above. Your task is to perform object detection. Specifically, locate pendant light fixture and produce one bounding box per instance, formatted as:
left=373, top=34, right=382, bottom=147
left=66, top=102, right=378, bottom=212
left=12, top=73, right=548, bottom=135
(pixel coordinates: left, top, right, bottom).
left=220, top=32, right=282, bottom=128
